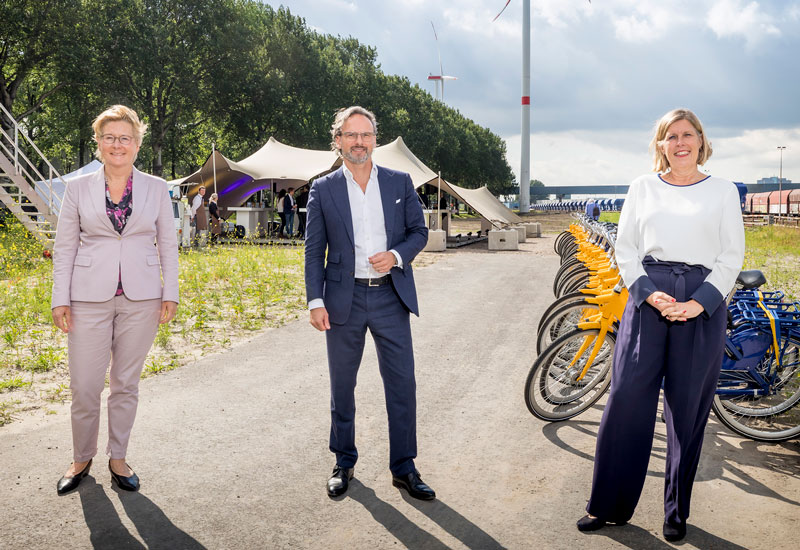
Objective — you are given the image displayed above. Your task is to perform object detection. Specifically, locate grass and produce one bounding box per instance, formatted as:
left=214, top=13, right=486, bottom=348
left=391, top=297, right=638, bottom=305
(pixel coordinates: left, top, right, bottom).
left=743, top=225, right=800, bottom=300
left=0, top=217, right=306, bottom=425
left=0, top=214, right=797, bottom=424
left=0, top=376, right=30, bottom=392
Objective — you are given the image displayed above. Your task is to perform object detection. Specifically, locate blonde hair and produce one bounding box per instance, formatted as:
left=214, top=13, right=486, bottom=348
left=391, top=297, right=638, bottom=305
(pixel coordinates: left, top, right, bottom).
left=330, top=106, right=378, bottom=156
left=650, top=108, right=712, bottom=172
left=92, top=105, right=147, bottom=161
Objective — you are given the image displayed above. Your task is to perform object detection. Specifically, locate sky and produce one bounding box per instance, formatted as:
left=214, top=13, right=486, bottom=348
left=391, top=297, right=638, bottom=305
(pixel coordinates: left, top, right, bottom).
left=270, top=0, right=800, bottom=190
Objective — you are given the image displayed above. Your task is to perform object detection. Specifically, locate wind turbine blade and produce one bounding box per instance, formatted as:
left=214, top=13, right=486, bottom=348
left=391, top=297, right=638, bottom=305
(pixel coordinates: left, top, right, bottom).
left=431, top=21, right=443, bottom=78
left=492, top=0, right=513, bottom=22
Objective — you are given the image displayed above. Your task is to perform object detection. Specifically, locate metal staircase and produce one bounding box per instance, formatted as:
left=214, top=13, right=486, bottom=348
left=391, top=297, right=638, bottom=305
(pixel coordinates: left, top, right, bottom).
left=0, top=102, right=65, bottom=249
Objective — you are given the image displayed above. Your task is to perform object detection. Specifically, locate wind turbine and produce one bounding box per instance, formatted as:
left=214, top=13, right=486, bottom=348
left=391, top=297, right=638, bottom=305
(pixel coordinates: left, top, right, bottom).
left=427, top=21, right=457, bottom=102
left=493, top=0, right=591, bottom=213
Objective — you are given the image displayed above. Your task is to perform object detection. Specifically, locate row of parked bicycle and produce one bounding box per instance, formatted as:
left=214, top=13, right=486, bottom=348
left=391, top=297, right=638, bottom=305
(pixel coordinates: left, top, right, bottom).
left=525, top=215, right=800, bottom=442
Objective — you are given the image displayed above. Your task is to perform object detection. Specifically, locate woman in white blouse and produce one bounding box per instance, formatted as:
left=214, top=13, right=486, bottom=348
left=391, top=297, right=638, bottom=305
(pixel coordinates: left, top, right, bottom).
left=576, top=109, right=744, bottom=542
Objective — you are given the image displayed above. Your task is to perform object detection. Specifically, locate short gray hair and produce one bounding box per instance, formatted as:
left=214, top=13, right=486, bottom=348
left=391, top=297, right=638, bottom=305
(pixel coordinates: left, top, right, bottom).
left=330, top=106, right=378, bottom=155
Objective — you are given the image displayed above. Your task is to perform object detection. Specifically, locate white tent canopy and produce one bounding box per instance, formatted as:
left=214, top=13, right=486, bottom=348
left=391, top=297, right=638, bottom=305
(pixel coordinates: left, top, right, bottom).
left=34, top=160, right=103, bottom=213
left=169, top=138, right=338, bottom=208
left=165, top=136, right=517, bottom=226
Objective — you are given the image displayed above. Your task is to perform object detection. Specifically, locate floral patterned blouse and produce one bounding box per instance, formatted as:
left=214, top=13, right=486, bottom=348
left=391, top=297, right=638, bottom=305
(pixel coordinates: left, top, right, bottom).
left=105, top=173, right=133, bottom=295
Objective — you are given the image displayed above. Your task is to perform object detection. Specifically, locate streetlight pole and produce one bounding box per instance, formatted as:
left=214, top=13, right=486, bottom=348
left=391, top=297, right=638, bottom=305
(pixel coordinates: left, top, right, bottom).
left=778, top=146, right=786, bottom=217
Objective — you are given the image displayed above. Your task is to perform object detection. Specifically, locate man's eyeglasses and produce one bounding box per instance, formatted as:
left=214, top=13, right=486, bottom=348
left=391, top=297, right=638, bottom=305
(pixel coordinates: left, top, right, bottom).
left=340, top=131, right=376, bottom=142
left=99, top=134, right=134, bottom=146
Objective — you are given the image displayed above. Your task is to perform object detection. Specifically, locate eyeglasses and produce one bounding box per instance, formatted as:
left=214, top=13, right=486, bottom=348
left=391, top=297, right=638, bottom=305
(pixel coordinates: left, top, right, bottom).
left=340, top=131, right=376, bottom=142
left=100, top=134, right=134, bottom=146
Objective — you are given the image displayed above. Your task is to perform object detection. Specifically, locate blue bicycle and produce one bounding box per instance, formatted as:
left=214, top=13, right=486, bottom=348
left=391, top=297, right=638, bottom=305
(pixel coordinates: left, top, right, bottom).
left=710, top=271, right=800, bottom=442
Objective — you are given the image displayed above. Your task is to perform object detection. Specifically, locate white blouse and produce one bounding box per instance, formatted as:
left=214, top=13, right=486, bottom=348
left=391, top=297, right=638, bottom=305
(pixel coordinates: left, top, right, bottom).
left=615, top=173, right=745, bottom=312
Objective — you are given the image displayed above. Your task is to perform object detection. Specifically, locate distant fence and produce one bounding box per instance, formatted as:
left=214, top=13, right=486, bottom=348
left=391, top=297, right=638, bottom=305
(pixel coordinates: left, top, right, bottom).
left=743, top=214, right=800, bottom=228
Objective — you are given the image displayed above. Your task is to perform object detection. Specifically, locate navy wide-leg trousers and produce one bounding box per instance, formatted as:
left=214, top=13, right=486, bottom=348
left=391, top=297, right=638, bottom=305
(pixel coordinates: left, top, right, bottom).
left=586, top=262, right=726, bottom=526
left=325, top=282, right=417, bottom=476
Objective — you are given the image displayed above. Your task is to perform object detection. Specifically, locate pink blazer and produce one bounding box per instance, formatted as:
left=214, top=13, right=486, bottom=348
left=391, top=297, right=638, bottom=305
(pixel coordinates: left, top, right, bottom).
left=51, top=166, right=179, bottom=308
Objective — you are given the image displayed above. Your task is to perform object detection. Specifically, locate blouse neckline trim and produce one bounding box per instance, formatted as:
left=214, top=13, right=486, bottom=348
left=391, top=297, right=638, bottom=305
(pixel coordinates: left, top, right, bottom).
left=657, top=174, right=711, bottom=187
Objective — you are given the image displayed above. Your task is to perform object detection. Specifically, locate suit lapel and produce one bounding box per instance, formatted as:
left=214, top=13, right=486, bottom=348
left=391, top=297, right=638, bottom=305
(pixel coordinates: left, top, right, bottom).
left=378, top=167, right=395, bottom=245
left=90, top=167, right=117, bottom=234
left=122, top=167, right=151, bottom=235
left=328, top=168, right=354, bottom=246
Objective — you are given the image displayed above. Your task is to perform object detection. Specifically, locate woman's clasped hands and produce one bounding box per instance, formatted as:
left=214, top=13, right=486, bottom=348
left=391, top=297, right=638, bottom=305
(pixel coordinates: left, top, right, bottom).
left=646, top=291, right=704, bottom=322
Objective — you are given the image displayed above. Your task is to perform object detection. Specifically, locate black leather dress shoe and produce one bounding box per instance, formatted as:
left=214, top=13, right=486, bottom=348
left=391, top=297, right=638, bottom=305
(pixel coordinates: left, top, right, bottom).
left=57, top=459, right=92, bottom=495
left=327, top=466, right=354, bottom=497
left=392, top=469, right=435, bottom=500
left=663, top=520, right=687, bottom=542
left=109, top=460, right=140, bottom=492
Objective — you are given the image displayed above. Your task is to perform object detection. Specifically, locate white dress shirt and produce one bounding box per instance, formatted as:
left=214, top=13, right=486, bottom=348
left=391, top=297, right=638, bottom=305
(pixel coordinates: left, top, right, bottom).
left=308, top=162, right=402, bottom=310
left=191, top=194, right=202, bottom=217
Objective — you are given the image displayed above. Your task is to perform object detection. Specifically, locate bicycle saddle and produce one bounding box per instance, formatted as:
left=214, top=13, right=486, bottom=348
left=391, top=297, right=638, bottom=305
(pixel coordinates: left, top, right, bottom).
left=736, top=270, right=766, bottom=289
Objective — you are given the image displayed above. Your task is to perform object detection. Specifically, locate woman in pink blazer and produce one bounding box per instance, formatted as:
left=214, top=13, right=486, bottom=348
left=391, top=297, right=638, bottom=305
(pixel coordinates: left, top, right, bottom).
left=52, top=105, right=179, bottom=495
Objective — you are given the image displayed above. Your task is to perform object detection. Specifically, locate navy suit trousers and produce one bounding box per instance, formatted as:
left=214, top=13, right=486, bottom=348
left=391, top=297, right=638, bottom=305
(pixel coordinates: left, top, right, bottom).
left=587, top=261, right=726, bottom=526
left=325, top=282, right=417, bottom=476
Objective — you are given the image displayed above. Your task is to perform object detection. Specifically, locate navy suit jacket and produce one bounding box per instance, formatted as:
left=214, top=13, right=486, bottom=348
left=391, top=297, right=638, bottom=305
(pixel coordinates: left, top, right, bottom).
left=304, top=165, right=428, bottom=325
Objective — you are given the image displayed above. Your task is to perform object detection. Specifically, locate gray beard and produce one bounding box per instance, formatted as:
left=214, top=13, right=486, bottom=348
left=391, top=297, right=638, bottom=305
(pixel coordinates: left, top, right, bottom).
left=342, top=149, right=370, bottom=165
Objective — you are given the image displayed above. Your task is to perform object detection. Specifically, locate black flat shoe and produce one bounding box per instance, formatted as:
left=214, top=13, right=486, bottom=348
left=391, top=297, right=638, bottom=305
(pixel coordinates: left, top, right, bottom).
left=577, top=515, right=606, bottom=532
left=327, top=466, right=354, bottom=498
left=663, top=520, right=687, bottom=542
left=392, top=469, right=435, bottom=501
left=109, top=460, right=140, bottom=492
left=577, top=514, right=627, bottom=532
left=57, top=459, right=92, bottom=495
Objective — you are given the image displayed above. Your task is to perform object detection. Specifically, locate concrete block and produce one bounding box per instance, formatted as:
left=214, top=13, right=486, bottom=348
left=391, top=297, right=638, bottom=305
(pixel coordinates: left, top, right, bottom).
left=513, top=226, right=527, bottom=243
left=480, top=218, right=494, bottom=233
left=524, top=222, right=542, bottom=238
left=488, top=229, right=519, bottom=250
left=424, top=229, right=446, bottom=252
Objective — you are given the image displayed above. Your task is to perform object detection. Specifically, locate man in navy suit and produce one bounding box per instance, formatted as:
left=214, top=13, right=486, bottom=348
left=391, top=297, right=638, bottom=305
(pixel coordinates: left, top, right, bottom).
left=305, top=106, right=434, bottom=500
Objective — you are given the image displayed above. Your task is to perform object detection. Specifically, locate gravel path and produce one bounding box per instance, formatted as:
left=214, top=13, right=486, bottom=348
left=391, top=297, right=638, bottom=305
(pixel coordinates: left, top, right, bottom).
left=1, top=235, right=798, bottom=550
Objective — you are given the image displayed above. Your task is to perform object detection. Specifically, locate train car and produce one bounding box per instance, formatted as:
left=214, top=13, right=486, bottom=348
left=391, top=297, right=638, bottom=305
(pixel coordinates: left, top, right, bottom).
left=613, top=198, right=625, bottom=210
left=733, top=182, right=748, bottom=212
left=751, top=192, right=770, bottom=214
left=768, top=190, right=792, bottom=215
left=788, top=189, right=800, bottom=215
left=745, top=193, right=755, bottom=214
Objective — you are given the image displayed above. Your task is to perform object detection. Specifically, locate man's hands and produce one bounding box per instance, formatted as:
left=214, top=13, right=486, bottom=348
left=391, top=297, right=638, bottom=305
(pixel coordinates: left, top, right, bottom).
left=646, top=291, right=704, bottom=322
left=52, top=306, right=71, bottom=333
left=369, top=251, right=397, bottom=274
left=310, top=307, right=331, bottom=331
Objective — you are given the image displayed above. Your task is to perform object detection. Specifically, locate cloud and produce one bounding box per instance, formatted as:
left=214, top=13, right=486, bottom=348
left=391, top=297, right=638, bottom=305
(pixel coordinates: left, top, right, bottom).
left=317, top=0, right=357, bottom=12
left=706, top=0, right=780, bottom=46
left=612, top=14, right=662, bottom=43
left=503, top=127, right=800, bottom=190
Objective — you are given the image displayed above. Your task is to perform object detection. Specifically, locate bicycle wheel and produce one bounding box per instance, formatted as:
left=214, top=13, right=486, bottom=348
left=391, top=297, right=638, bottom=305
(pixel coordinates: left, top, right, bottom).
left=536, top=299, right=601, bottom=354
left=711, top=341, right=800, bottom=441
left=525, top=328, right=615, bottom=421
left=537, top=291, right=592, bottom=334
left=553, top=264, right=588, bottom=297
left=554, top=231, right=573, bottom=256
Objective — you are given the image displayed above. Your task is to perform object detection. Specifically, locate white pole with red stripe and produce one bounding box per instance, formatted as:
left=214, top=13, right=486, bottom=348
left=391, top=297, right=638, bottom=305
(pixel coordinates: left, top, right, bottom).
left=519, top=0, right=531, bottom=213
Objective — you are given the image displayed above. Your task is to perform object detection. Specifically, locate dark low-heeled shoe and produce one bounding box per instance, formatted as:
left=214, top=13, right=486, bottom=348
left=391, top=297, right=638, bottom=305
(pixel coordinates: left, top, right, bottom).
left=577, top=514, right=627, bottom=532
left=109, top=460, right=140, bottom=492
left=577, top=515, right=606, bottom=532
left=663, top=520, right=687, bottom=542
left=57, top=459, right=93, bottom=495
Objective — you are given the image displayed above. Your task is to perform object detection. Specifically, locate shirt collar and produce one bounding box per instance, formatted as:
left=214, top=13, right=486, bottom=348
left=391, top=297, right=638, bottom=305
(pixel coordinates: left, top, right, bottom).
left=342, top=161, right=378, bottom=186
